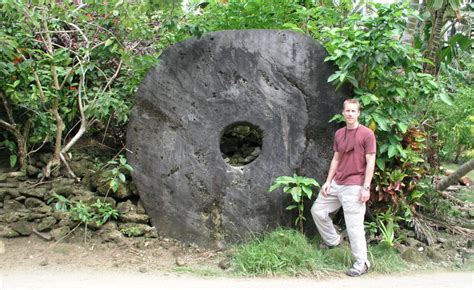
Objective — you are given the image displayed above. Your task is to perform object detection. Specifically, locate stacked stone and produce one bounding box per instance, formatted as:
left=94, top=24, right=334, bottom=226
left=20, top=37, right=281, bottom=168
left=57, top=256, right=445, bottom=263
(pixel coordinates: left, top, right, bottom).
left=0, top=154, right=157, bottom=243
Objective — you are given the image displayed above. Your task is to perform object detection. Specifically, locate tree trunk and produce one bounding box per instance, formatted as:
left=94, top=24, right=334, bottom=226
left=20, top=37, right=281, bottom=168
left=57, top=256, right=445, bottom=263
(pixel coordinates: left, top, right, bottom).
left=424, top=4, right=447, bottom=75
left=0, top=120, right=28, bottom=172
left=401, top=0, right=420, bottom=46
left=0, top=91, right=28, bottom=172
left=436, top=159, right=474, bottom=191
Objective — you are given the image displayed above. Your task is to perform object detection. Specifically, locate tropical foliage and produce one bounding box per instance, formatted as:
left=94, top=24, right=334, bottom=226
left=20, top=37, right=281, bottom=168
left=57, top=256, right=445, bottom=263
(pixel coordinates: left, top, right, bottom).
left=1, top=0, right=472, bottom=243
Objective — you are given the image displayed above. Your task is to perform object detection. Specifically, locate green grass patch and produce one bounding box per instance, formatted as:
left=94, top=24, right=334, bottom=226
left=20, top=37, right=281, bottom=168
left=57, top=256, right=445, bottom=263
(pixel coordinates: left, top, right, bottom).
left=232, top=228, right=332, bottom=276
left=231, top=228, right=407, bottom=277
left=456, top=187, right=474, bottom=203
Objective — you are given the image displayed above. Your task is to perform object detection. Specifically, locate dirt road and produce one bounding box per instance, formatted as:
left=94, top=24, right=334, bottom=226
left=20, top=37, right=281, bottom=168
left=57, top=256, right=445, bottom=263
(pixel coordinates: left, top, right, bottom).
left=1, top=269, right=472, bottom=290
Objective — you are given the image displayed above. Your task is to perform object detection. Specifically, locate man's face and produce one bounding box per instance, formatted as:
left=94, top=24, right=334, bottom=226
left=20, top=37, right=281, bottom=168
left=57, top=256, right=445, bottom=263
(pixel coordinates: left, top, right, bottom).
left=342, top=103, right=360, bottom=126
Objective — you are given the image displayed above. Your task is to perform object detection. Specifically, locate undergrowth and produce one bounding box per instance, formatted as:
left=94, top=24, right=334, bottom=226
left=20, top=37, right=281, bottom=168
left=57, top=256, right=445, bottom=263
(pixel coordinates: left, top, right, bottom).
left=231, top=228, right=407, bottom=277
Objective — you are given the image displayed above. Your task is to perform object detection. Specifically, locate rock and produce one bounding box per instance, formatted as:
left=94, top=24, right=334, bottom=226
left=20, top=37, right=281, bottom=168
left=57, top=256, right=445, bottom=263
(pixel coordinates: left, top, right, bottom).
left=3, top=211, right=27, bottom=223
left=218, top=258, right=231, bottom=270
left=92, top=171, right=132, bottom=200
left=0, top=226, right=20, bottom=238
left=27, top=212, right=47, bottom=221
left=24, top=197, right=46, bottom=209
left=127, top=30, right=348, bottom=248
left=32, top=228, right=53, bottom=241
left=100, top=229, right=125, bottom=243
left=52, top=186, right=74, bottom=197
left=6, top=171, right=26, bottom=178
left=137, top=200, right=146, bottom=214
left=34, top=205, right=53, bottom=215
left=20, top=187, right=48, bottom=199
left=138, top=266, right=149, bottom=273
left=119, top=212, right=150, bottom=224
left=37, top=216, right=57, bottom=231
left=11, top=220, right=33, bottom=236
left=69, top=158, right=94, bottom=178
left=0, top=240, right=5, bottom=254
left=0, top=174, right=7, bottom=183
left=57, top=213, right=79, bottom=228
left=144, top=226, right=158, bottom=239
left=427, top=247, right=444, bottom=262
left=51, top=226, right=71, bottom=241
left=39, top=259, right=49, bottom=266
left=117, top=200, right=135, bottom=215
left=405, top=237, right=421, bottom=247
left=39, top=153, right=52, bottom=164
left=1, top=188, right=21, bottom=199
left=175, top=257, right=186, bottom=267
left=27, top=165, right=41, bottom=177
left=0, top=182, right=18, bottom=188
left=118, top=223, right=147, bottom=237
left=401, top=248, right=427, bottom=264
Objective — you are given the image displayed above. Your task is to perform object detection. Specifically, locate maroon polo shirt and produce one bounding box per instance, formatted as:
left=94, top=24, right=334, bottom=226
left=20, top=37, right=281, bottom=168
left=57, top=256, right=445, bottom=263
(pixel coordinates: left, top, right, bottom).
left=333, top=125, right=376, bottom=185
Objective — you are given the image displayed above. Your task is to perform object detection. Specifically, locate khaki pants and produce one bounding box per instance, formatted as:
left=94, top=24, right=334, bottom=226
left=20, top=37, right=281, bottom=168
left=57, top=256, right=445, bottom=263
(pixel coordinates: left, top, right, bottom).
left=311, top=181, right=370, bottom=268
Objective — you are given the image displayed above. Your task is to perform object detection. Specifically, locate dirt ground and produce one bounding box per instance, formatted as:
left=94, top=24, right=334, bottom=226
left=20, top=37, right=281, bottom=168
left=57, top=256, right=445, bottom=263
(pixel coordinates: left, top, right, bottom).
left=0, top=234, right=227, bottom=275
left=1, top=235, right=473, bottom=290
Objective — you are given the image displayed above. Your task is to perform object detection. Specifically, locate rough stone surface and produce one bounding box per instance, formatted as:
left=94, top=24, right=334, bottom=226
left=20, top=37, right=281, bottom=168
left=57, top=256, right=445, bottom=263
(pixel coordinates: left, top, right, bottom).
left=51, top=226, right=71, bottom=241
left=37, top=216, right=58, bottom=232
left=11, top=220, right=32, bottom=236
left=0, top=226, right=20, bottom=238
left=119, top=212, right=150, bottom=224
left=24, top=197, right=46, bottom=209
left=4, top=199, right=25, bottom=212
left=127, top=30, right=350, bottom=248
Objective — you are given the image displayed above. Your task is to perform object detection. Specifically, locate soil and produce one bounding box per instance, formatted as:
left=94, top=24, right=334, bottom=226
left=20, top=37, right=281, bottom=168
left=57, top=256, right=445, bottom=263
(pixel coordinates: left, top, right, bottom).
left=1, top=236, right=473, bottom=290
left=0, top=234, right=228, bottom=275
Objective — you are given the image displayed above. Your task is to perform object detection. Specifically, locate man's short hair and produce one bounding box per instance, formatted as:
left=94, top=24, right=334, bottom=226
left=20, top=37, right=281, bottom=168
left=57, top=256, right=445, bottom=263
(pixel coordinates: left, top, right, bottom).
left=343, top=98, right=361, bottom=111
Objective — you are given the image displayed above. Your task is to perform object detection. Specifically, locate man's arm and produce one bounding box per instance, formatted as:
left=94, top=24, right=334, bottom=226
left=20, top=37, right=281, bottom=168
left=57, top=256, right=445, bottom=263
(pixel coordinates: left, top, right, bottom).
left=321, top=152, right=340, bottom=196
left=360, top=153, right=376, bottom=203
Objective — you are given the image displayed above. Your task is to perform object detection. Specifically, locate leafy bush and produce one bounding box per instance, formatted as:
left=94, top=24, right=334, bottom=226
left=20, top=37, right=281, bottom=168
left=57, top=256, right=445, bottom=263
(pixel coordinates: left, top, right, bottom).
left=269, top=174, right=319, bottom=233
left=0, top=0, right=173, bottom=173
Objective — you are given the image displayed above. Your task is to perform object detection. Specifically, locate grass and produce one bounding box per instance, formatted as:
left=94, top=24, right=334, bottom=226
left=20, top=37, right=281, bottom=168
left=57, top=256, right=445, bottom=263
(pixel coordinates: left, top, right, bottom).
left=231, top=228, right=407, bottom=277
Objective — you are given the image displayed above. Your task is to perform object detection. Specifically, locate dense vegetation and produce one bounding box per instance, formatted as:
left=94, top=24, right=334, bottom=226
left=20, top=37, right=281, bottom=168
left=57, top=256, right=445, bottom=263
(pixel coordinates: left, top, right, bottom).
left=1, top=0, right=472, bottom=249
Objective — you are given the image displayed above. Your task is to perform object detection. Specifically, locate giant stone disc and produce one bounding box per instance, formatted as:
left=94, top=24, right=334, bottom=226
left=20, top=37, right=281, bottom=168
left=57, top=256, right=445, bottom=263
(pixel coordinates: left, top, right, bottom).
left=127, top=30, right=350, bottom=248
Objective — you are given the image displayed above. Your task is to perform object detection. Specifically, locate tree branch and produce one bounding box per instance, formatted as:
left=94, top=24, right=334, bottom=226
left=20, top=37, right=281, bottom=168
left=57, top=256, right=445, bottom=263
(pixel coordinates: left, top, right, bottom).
left=436, top=159, right=474, bottom=191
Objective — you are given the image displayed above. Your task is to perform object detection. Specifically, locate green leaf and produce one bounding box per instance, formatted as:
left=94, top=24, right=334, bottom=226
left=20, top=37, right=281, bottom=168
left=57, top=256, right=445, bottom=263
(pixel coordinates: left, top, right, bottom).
left=9, top=155, right=17, bottom=168
left=396, top=144, right=407, bottom=158
left=301, top=185, right=313, bottom=198
left=290, top=187, right=301, bottom=202
left=388, top=145, right=397, bottom=158
left=438, top=92, right=453, bottom=106
left=118, top=173, right=126, bottom=183
left=104, top=39, right=114, bottom=47
left=327, top=72, right=340, bottom=83
left=275, top=176, right=295, bottom=184
left=286, top=205, right=297, bottom=210
left=268, top=183, right=281, bottom=192
left=397, top=123, right=408, bottom=133
left=282, top=23, right=305, bottom=34
left=376, top=159, right=385, bottom=171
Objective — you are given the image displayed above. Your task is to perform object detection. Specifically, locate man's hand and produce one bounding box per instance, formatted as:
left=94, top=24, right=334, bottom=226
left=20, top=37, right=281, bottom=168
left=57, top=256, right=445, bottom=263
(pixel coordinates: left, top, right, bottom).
left=359, top=187, right=370, bottom=203
left=321, top=182, right=331, bottom=197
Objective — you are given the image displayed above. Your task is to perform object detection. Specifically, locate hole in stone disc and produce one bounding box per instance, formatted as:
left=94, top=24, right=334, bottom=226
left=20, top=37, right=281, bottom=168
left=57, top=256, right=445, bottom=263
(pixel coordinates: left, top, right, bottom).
left=220, top=122, right=262, bottom=166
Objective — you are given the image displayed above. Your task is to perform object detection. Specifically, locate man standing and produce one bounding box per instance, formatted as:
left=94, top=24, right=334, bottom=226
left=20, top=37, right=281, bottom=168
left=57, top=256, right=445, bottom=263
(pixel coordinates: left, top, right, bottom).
left=311, top=98, right=376, bottom=277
